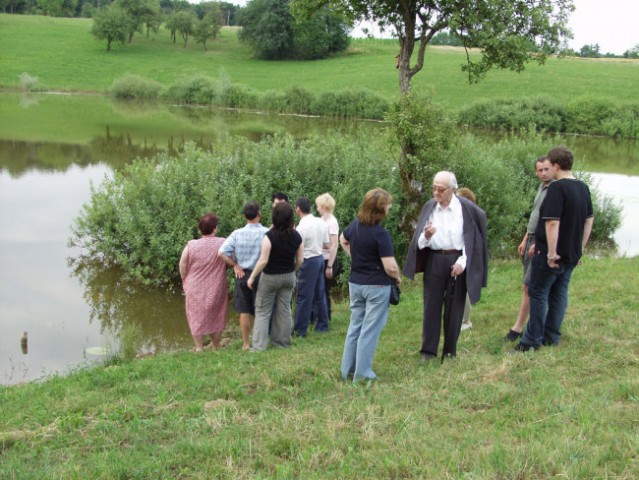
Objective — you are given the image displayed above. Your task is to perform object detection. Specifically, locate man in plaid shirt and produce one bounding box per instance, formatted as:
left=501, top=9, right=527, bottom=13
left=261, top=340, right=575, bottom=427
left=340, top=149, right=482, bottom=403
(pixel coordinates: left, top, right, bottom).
left=219, top=201, right=268, bottom=349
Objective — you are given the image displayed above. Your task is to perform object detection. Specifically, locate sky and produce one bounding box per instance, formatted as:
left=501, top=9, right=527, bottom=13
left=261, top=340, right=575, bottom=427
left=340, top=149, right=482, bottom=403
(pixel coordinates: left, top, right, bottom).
left=216, top=0, right=638, bottom=55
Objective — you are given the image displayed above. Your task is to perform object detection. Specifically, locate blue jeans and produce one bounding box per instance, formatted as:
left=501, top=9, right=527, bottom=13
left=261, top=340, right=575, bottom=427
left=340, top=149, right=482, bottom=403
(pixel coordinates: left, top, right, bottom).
left=293, top=255, right=329, bottom=336
left=341, top=283, right=390, bottom=381
left=521, top=253, right=576, bottom=348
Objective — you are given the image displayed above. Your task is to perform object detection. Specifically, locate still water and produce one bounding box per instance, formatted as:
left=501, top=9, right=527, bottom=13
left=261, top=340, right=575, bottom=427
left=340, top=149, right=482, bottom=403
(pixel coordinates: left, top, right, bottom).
left=1, top=93, right=637, bottom=385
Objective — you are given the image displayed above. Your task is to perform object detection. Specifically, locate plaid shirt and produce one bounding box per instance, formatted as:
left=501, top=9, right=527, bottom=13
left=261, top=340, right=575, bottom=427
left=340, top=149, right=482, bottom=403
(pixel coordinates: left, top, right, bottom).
left=219, top=223, right=268, bottom=270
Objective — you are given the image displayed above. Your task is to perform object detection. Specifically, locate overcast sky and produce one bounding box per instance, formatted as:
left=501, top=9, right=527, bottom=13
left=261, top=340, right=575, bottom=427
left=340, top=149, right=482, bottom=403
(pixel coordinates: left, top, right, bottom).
left=216, top=0, right=638, bottom=55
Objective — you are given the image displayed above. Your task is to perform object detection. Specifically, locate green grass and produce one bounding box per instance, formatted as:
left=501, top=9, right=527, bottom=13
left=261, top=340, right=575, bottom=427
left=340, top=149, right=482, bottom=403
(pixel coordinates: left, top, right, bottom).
left=1, top=257, right=638, bottom=478
left=2, top=14, right=639, bottom=110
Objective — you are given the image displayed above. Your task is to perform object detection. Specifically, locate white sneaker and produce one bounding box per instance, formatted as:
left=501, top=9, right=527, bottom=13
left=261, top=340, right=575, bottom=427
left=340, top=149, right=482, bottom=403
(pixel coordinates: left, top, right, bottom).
left=460, top=322, right=472, bottom=331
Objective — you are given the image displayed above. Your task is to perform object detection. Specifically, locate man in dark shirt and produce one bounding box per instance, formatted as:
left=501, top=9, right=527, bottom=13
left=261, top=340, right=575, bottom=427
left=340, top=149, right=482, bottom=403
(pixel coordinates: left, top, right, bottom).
left=514, top=146, right=594, bottom=351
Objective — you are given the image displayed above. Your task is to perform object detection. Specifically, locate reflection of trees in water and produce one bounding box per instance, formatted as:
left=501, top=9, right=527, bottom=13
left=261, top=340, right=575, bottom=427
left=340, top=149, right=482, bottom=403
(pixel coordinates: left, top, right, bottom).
left=69, top=256, right=191, bottom=352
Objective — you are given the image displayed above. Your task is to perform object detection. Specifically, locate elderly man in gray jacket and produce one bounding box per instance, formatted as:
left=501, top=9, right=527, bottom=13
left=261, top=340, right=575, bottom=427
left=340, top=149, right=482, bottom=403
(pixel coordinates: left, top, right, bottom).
left=403, top=171, right=488, bottom=361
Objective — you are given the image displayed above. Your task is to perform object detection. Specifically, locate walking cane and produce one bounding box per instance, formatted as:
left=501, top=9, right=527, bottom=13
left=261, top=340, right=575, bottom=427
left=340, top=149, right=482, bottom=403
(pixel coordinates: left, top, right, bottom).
left=441, top=275, right=457, bottom=364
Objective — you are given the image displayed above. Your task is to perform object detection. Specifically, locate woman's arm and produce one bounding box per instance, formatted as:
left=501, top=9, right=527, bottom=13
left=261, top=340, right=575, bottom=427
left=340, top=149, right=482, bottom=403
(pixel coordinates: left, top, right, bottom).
left=178, top=246, right=189, bottom=280
left=325, top=233, right=339, bottom=278
left=339, top=233, right=350, bottom=257
left=247, top=236, right=271, bottom=289
left=381, top=256, right=402, bottom=286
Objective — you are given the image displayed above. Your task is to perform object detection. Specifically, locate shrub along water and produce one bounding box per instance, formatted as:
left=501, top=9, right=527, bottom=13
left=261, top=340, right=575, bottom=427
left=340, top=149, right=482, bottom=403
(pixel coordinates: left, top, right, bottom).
left=459, top=96, right=639, bottom=138
left=70, top=128, right=621, bottom=287
left=110, top=73, right=390, bottom=119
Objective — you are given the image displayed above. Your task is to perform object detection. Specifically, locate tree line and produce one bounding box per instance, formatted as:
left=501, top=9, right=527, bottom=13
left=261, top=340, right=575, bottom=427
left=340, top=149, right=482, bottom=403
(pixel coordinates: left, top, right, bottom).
left=0, top=0, right=240, bottom=24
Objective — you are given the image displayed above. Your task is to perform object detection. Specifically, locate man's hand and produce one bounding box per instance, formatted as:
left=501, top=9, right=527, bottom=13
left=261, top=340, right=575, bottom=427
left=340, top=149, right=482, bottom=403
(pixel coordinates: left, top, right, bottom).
left=518, top=239, right=527, bottom=257
left=451, top=263, right=464, bottom=277
left=424, top=221, right=436, bottom=240
left=547, top=254, right=561, bottom=269
left=233, top=265, right=245, bottom=279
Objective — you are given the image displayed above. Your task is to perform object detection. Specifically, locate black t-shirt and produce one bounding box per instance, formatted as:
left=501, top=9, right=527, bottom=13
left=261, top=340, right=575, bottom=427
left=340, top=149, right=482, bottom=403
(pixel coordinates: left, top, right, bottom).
left=534, top=178, right=593, bottom=264
left=343, top=219, right=395, bottom=285
left=264, top=229, right=303, bottom=274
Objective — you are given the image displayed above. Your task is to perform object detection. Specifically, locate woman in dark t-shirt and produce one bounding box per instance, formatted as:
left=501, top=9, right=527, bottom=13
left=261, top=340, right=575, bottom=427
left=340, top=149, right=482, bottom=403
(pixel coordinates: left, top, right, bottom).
left=339, top=188, right=402, bottom=382
left=248, top=203, right=303, bottom=351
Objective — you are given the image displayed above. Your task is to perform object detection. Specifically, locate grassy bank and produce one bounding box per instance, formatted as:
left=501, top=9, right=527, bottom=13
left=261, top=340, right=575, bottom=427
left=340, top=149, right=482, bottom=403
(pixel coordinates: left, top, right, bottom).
left=2, top=14, right=639, bottom=110
left=2, top=257, right=638, bottom=478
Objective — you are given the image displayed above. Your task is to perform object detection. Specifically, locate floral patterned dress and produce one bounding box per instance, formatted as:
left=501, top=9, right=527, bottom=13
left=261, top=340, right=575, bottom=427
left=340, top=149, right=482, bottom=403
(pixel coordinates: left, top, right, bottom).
left=182, top=236, right=228, bottom=335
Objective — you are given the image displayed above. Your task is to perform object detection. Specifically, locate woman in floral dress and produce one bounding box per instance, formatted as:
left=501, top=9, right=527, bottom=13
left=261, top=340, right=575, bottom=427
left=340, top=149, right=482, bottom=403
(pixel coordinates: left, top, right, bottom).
left=179, top=213, right=229, bottom=351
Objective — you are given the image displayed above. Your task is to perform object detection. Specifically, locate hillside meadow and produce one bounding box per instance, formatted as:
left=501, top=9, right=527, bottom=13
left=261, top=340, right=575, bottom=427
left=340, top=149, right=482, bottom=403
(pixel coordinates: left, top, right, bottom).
left=1, top=257, right=638, bottom=478
left=1, top=14, right=639, bottom=110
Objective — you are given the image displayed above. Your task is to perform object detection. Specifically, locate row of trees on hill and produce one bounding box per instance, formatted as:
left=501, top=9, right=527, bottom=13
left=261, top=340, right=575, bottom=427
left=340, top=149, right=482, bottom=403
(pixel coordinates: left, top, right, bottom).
left=88, top=0, right=352, bottom=59
left=91, top=0, right=223, bottom=50
left=560, top=43, right=639, bottom=59
left=0, top=0, right=241, bottom=25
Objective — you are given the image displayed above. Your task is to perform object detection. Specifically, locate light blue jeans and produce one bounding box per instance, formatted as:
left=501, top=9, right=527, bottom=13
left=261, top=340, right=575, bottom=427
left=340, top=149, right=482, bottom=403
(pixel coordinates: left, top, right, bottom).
left=341, top=283, right=391, bottom=382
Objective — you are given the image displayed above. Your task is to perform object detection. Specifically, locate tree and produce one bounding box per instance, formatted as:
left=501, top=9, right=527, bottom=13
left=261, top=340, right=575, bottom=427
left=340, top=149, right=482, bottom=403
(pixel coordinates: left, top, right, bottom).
left=174, top=10, right=196, bottom=47
left=116, top=0, right=161, bottom=43
left=91, top=3, right=130, bottom=51
left=623, top=44, right=639, bottom=59
left=579, top=43, right=601, bottom=58
left=239, top=0, right=350, bottom=60
left=292, top=0, right=574, bottom=94
left=36, top=0, right=78, bottom=16
left=292, top=0, right=574, bottom=240
left=194, top=11, right=221, bottom=50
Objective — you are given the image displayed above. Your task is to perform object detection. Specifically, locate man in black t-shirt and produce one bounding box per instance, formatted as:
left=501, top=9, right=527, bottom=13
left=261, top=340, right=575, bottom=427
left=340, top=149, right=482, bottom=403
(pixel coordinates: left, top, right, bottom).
left=515, top=147, right=594, bottom=352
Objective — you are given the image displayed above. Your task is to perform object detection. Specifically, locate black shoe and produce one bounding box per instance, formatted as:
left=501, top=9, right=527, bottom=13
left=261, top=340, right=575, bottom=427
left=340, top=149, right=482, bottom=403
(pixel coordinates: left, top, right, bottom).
left=542, top=338, right=559, bottom=347
left=504, top=329, right=523, bottom=342
left=511, top=342, right=536, bottom=353
left=420, top=353, right=436, bottom=362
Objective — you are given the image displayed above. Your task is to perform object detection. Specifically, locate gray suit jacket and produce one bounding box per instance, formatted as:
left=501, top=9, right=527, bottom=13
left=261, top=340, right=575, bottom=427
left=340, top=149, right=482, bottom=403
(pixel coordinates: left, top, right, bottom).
left=402, top=195, right=488, bottom=304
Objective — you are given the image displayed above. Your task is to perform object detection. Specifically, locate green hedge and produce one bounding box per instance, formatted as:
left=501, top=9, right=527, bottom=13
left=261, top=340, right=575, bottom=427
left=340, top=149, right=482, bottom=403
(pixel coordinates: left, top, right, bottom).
left=70, top=128, right=621, bottom=286
left=459, top=96, right=639, bottom=138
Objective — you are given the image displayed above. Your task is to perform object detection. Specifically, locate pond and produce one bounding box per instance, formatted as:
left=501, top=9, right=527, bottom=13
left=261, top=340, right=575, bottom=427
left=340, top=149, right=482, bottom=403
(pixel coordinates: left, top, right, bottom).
left=1, top=93, right=637, bottom=386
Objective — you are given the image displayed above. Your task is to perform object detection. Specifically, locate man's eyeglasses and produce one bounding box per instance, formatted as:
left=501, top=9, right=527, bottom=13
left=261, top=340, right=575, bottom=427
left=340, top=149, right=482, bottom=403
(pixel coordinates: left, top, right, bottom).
left=432, top=185, right=450, bottom=193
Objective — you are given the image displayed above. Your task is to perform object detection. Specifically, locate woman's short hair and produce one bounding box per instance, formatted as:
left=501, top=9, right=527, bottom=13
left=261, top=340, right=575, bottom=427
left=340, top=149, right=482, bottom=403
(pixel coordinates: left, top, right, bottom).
left=198, top=213, right=219, bottom=235
left=457, top=187, right=476, bottom=204
left=357, top=188, right=392, bottom=225
left=315, top=193, right=336, bottom=213
left=272, top=203, right=295, bottom=233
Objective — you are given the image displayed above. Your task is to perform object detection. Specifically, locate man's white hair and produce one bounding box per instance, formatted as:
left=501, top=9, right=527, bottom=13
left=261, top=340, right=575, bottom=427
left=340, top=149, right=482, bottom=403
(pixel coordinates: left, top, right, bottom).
left=434, top=171, right=458, bottom=189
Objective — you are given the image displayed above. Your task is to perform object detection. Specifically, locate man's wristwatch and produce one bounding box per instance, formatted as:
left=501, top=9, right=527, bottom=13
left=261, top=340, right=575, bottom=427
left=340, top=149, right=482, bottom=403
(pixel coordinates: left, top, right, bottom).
left=547, top=254, right=558, bottom=261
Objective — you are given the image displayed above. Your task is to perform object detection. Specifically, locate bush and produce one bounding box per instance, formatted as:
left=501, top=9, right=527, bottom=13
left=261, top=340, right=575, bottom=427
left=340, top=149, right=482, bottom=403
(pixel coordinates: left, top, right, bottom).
left=163, top=75, right=218, bottom=104
left=19, top=72, right=39, bottom=91
left=71, top=132, right=400, bottom=286
left=71, top=129, right=622, bottom=286
left=311, top=89, right=390, bottom=119
left=458, top=96, right=565, bottom=132
left=109, top=74, right=163, bottom=101
left=565, top=97, right=616, bottom=135
left=260, top=86, right=315, bottom=114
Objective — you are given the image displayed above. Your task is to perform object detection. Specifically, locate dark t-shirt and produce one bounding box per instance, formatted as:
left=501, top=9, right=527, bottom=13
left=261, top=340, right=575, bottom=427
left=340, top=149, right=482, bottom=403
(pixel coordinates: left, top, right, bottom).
left=343, top=219, right=395, bottom=285
left=264, top=229, right=303, bottom=274
left=534, top=178, right=593, bottom=264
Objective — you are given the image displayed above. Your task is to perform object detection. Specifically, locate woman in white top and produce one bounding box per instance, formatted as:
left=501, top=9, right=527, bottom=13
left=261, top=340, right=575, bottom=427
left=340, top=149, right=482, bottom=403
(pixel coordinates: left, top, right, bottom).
left=315, top=193, right=339, bottom=321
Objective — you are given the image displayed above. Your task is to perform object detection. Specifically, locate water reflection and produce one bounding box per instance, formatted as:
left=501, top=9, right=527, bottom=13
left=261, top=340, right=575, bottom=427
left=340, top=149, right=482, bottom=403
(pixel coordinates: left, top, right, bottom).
left=68, top=258, right=190, bottom=353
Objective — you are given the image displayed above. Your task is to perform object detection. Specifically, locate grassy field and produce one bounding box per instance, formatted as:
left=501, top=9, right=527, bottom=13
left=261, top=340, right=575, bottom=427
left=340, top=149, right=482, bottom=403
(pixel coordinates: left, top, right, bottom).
left=1, top=14, right=639, bottom=110
left=1, top=257, right=638, bottom=478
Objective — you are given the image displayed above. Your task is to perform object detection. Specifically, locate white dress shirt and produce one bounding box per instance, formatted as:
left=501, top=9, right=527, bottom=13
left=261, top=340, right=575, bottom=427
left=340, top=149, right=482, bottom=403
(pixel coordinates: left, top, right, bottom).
left=418, top=194, right=467, bottom=269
